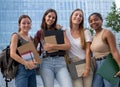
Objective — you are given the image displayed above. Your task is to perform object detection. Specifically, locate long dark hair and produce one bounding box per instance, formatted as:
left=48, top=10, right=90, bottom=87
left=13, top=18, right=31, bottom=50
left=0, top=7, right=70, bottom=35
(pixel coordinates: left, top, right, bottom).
left=41, top=8, right=57, bottom=31
left=18, top=15, right=31, bottom=32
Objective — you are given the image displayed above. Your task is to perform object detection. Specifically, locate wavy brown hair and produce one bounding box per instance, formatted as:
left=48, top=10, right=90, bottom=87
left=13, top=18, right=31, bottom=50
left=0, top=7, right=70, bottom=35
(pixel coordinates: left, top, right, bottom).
left=70, top=8, right=86, bottom=49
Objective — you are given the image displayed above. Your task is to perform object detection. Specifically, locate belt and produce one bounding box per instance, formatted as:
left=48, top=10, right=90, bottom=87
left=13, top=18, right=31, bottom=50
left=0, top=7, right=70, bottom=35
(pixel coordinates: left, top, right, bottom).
left=43, top=54, right=64, bottom=58
left=95, top=56, right=106, bottom=61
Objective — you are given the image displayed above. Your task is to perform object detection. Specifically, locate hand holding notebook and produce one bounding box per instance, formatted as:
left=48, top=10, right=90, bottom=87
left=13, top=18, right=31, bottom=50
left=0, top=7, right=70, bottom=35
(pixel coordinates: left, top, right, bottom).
left=44, top=35, right=58, bottom=53
left=17, top=41, right=41, bottom=64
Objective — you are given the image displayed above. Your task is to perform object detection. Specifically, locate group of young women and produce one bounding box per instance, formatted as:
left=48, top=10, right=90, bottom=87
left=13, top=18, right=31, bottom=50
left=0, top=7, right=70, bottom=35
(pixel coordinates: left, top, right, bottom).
left=10, top=8, right=120, bottom=87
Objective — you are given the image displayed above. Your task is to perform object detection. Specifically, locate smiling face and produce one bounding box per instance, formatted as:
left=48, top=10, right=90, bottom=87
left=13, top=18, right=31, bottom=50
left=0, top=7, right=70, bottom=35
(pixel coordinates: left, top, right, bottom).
left=18, top=15, right=31, bottom=33
left=45, top=12, right=56, bottom=27
left=41, top=9, right=57, bottom=30
left=70, top=9, right=84, bottom=29
left=89, top=14, right=103, bottom=30
left=71, top=10, right=83, bottom=25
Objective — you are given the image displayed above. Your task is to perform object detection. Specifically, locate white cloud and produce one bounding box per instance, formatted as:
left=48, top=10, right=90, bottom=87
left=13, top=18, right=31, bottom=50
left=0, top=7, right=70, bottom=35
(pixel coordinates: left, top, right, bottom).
left=115, top=0, right=120, bottom=9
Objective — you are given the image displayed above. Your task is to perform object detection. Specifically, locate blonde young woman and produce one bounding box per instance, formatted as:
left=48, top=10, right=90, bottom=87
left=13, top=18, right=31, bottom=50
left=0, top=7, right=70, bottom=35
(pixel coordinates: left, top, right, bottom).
left=66, top=9, right=93, bottom=87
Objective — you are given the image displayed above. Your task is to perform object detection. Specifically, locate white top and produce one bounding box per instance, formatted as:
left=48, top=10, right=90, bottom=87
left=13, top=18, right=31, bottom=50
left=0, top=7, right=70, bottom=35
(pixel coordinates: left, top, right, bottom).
left=66, top=29, right=92, bottom=59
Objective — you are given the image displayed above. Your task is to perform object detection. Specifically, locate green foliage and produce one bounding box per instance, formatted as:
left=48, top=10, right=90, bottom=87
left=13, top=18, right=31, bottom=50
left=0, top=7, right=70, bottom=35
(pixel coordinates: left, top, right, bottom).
left=106, top=2, right=120, bottom=33
left=85, top=27, right=94, bottom=36
left=89, top=28, right=94, bottom=35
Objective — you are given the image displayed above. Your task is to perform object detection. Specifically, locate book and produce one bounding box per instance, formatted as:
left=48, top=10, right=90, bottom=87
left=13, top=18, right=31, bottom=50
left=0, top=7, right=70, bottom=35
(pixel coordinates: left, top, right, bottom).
left=44, top=30, right=64, bottom=44
left=44, top=30, right=66, bottom=56
left=44, top=35, right=58, bottom=53
left=17, top=41, right=41, bottom=64
left=96, top=53, right=119, bottom=85
left=68, top=59, right=86, bottom=79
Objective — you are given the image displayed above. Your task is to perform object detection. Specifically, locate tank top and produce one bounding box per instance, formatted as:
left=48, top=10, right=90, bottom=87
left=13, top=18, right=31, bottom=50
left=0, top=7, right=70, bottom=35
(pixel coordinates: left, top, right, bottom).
left=90, top=29, right=110, bottom=58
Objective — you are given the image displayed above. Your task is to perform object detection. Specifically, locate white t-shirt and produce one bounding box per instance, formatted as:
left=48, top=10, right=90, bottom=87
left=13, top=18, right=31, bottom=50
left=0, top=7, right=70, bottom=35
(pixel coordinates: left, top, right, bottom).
left=66, top=29, right=92, bottom=60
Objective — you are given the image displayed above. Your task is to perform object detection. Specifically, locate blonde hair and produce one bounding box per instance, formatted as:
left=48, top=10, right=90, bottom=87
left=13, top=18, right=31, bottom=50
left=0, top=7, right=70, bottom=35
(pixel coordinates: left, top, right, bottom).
left=70, top=9, right=86, bottom=49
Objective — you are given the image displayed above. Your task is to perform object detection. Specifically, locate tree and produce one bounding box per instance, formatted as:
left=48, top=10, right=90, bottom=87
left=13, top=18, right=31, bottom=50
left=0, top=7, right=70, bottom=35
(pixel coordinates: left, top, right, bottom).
left=106, top=2, right=120, bottom=33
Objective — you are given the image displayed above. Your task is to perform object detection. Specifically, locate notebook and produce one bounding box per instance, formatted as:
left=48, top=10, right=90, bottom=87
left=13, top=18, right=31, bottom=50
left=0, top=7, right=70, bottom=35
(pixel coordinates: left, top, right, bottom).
left=17, top=41, right=41, bottom=64
left=44, top=35, right=58, bottom=53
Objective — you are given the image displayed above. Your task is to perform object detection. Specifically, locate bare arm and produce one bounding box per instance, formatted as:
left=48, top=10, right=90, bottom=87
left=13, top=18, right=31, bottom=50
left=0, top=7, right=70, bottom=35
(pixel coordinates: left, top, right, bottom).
left=10, top=34, right=37, bottom=70
left=85, top=42, right=91, bottom=70
left=105, top=30, right=120, bottom=67
left=10, top=34, right=27, bottom=65
left=82, top=42, right=91, bottom=77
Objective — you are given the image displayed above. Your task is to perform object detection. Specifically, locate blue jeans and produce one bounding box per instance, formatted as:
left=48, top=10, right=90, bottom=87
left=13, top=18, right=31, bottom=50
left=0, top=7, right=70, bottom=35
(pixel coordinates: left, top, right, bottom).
left=15, top=64, right=37, bottom=87
left=92, top=59, right=119, bottom=87
left=41, top=56, right=72, bottom=87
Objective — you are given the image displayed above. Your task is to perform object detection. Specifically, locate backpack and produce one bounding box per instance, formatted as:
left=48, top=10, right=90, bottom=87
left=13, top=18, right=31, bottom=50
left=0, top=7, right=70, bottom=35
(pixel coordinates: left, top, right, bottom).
left=34, top=30, right=43, bottom=55
left=0, top=33, right=21, bottom=87
left=0, top=46, right=18, bottom=80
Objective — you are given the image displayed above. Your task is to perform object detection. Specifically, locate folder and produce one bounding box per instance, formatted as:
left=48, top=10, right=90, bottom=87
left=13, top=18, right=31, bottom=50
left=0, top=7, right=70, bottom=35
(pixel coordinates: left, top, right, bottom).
left=17, top=41, right=41, bottom=64
left=68, top=59, right=86, bottom=79
left=44, top=30, right=66, bottom=56
left=44, top=35, right=58, bottom=53
left=44, top=30, right=64, bottom=44
left=96, top=53, right=119, bottom=85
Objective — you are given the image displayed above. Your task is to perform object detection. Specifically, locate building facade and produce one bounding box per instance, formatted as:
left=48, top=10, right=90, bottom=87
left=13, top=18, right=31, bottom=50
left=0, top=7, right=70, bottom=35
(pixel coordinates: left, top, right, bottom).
left=0, top=0, right=117, bottom=49
left=1, top=0, right=120, bottom=87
